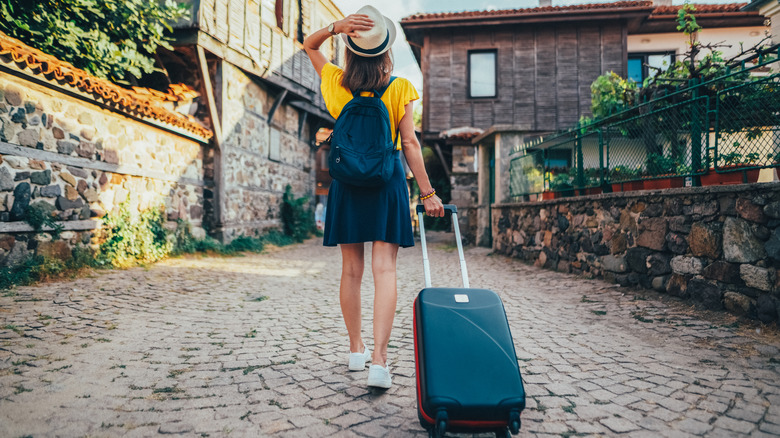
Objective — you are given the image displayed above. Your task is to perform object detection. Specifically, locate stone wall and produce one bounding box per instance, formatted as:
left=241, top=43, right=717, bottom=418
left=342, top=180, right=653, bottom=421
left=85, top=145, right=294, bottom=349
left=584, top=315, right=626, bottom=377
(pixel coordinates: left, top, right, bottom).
left=218, top=63, right=314, bottom=240
left=0, top=72, right=209, bottom=267
left=450, top=144, right=478, bottom=245
left=492, top=183, right=780, bottom=324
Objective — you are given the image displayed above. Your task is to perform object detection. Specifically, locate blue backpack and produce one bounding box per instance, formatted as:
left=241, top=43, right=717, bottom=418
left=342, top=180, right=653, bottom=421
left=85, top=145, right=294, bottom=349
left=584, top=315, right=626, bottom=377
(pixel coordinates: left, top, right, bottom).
left=329, top=77, right=398, bottom=187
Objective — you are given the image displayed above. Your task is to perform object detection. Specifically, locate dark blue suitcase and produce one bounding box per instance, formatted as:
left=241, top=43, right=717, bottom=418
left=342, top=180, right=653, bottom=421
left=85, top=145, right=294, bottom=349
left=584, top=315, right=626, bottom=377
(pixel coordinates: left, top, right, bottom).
left=414, top=205, right=525, bottom=438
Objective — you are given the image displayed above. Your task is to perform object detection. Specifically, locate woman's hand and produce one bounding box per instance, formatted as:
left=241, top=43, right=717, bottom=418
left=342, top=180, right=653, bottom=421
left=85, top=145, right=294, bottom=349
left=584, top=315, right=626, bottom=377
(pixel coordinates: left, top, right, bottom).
left=423, top=194, right=445, bottom=218
left=335, top=14, right=374, bottom=37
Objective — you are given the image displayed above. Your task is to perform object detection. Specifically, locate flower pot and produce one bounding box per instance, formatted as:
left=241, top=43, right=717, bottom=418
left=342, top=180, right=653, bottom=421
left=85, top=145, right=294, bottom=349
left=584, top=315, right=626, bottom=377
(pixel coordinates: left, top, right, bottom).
left=611, top=181, right=644, bottom=192
left=541, top=191, right=557, bottom=200
left=699, top=167, right=760, bottom=186
left=584, top=187, right=603, bottom=195
left=643, top=177, right=685, bottom=190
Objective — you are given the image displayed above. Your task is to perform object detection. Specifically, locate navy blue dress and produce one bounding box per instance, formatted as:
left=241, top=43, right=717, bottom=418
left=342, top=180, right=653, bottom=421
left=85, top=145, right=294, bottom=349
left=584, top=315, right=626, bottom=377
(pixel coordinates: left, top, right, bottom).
left=323, top=155, right=414, bottom=248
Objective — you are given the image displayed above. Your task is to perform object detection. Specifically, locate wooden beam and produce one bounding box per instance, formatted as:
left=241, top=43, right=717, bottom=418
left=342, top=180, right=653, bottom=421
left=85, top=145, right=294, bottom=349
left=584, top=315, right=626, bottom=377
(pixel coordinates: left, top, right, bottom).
left=0, top=220, right=100, bottom=233
left=267, top=88, right=288, bottom=126
left=197, top=45, right=223, bottom=148
left=0, top=141, right=207, bottom=187
left=197, top=46, right=226, bottom=235
left=434, top=143, right=451, bottom=179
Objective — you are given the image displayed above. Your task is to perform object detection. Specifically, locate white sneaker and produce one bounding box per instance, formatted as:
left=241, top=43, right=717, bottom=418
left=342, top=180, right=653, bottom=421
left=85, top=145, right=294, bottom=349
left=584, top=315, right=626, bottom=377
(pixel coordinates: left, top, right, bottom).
left=348, top=347, right=371, bottom=371
left=367, top=364, right=392, bottom=388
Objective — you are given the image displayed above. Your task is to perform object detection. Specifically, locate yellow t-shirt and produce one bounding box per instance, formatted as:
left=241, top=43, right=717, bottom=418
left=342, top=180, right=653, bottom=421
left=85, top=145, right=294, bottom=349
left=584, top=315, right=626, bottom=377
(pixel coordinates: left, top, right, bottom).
left=320, top=62, right=420, bottom=150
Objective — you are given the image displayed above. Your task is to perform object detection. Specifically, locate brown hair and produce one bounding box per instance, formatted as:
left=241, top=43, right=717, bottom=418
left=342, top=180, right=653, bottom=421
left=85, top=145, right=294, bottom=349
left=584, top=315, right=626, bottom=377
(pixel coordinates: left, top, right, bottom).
left=341, top=50, right=393, bottom=93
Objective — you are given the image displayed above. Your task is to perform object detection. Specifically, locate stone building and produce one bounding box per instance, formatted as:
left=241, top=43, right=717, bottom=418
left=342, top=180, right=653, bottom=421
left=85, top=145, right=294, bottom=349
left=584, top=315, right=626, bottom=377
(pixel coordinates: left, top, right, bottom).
left=0, top=0, right=344, bottom=269
left=401, top=1, right=767, bottom=247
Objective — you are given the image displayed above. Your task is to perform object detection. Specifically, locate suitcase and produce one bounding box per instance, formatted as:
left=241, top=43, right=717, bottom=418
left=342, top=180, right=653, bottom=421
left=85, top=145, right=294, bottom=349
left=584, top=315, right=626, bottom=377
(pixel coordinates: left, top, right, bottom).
left=414, top=204, right=525, bottom=438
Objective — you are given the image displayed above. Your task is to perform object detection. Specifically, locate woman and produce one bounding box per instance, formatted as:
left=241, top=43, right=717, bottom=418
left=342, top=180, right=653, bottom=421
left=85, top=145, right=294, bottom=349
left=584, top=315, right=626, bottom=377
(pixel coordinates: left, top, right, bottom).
left=303, top=5, right=444, bottom=389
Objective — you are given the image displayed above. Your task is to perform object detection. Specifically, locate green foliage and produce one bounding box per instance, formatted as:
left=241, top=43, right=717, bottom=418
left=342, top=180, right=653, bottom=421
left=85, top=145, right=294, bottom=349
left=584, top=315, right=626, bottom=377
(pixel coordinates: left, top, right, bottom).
left=281, top=185, right=314, bottom=243
left=24, top=203, right=63, bottom=239
left=590, top=72, right=637, bottom=119
left=676, top=2, right=701, bottom=37
left=0, top=246, right=97, bottom=291
left=99, top=203, right=172, bottom=267
left=0, top=0, right=188, bottom=84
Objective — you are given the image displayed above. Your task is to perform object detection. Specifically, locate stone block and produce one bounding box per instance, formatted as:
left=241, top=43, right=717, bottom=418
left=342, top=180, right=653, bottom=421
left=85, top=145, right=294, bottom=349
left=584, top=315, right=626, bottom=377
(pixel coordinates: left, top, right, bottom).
left=688, top=222, right=721, bottom=259
left=9, top=182, right=30, bottom=221
left=724, top=292, right=754, bottom=317
left=756, top=295, right=778, bottom=323
left=671, top=255, right=704, bottom=275
left=56, top=140, right=78, bottom=155
left=739, top=264, right=775, bottom=292
left=14, top=171, right=30, bottom=181
left=602, top=255, right=628, bottom=273
left=0, top=118, right=15, bottom=141
left=10, top=107, right=26, bottom=123
left=76, top=141, right=95, bottom=158
left=765, top=228, right=780, bottom=262
left=39, top=185, right=61, bottom=198
left=64, top=184, right=79, bottom=201
left=56, top=195, right=84, bottom=210
left=66, top=166, right=88, bottom=178
left=0, top=167, right=13, bottom=191
left=100, top=149, right=119, bottom=164
left=723, top=217, right=766, bottom=263
left=666, top=273, right=690, bottom=298
left=736, top=198, right=766, bottom=223
left=17, top=128, right=39, bottom=147
left=610, top=232, right=627, bottom=254
left=636, top=217, right=667, bottom=250
left=651, top=276, right=669, bottom=292
left=30, top=169, right=51, bottom=185
left=702, top=261, right=741, bottom=283
left=37, top=240, right=71, bottom=260
left=666, top=232, right=688, bottom=254
left=4, top=84, right=23, bottom=106
left=688, top=278, right=723, bottom=310
left=52, top=126, right=64, bottom=139
left=764, top=201, right=780, bottom=219
left=647, top=253, right=672, bottom=276
left=626, top=247, right=651, bottom=273
left=1, top=241, right=28, bottom=267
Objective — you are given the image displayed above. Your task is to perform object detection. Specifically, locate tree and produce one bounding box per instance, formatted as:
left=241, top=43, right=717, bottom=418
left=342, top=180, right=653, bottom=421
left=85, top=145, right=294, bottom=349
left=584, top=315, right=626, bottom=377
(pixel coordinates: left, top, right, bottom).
left=0, top=0, right=188, bottom=85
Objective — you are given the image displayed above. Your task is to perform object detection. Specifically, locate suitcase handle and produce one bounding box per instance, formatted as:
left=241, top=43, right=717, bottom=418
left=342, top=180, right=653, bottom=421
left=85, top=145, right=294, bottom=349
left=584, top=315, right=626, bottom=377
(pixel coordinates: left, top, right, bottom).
left=416, top=204, right=470, bottom=289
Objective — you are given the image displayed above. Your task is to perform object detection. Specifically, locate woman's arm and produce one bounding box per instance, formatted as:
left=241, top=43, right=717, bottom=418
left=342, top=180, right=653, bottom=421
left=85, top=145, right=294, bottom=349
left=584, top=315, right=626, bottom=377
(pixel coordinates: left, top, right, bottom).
left=303, top=14, right=374, bottom=77
left=399, top=101, right=445, bottom=218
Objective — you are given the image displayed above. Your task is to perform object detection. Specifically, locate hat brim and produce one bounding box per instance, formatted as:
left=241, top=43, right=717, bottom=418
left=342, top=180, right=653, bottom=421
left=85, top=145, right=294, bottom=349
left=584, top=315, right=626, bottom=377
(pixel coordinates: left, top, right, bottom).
left=342, top=16, right=396, bottom=57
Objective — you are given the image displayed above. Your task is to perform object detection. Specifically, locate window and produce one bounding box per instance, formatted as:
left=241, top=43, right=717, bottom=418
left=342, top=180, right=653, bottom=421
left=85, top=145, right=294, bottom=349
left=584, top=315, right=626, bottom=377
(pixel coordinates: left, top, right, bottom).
left=468, top=50, right=497, bottom=98
left=628, top=53, right=675, bottom=85
left=275, top=0, right=284, bottom=29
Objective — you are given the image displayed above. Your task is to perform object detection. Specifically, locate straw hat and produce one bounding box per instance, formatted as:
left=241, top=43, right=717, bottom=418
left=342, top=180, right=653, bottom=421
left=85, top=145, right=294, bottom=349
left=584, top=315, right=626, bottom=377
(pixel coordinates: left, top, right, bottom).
left=342, top=6, right=396, bottom=57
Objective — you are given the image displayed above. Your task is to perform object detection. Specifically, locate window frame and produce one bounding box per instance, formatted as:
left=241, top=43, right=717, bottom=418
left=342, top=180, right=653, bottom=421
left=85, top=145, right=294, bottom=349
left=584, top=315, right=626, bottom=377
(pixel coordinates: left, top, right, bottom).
left=627, top=51, right=676, bottom=85
left=467, top=49, right=498, bottom=99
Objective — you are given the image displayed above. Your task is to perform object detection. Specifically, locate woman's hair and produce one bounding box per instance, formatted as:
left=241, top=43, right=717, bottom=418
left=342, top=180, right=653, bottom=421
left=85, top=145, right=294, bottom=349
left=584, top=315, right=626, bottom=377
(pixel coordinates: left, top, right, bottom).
left=341, top=50, right=393, bottom=92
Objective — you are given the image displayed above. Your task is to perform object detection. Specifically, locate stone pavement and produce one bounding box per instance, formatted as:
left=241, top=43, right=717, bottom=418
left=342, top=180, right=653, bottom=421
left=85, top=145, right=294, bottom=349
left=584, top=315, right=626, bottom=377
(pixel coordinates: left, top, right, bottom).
left=1, top=233, right=780, bottom=437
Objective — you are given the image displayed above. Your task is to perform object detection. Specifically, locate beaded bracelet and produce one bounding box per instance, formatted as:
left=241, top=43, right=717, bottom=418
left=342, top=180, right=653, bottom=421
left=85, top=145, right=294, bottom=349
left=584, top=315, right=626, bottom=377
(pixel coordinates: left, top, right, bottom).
left=419, top=189, right=436, bottom=201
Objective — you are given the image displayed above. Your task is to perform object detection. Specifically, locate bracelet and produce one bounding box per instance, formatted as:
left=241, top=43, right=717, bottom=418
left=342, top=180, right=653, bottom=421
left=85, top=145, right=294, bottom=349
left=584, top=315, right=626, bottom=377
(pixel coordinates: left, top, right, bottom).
left=419, top=189, right=436, bottom=201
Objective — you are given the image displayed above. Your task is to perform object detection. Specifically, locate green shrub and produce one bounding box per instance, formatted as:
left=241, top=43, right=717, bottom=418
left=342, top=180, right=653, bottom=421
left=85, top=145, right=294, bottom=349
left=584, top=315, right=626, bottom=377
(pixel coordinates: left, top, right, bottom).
left=281, top=185, right=314, bottom=243
left=99, top=203, right=172, bottom=267
left=0, top=246, right=97, bottom=291
left=0, top=0, right=188, bottom=84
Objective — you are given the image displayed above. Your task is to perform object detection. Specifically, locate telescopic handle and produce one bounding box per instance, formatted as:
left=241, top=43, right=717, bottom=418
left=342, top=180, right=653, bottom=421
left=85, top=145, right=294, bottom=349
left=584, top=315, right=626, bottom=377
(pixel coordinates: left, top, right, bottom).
left=416, top=204, right=470, bottom=289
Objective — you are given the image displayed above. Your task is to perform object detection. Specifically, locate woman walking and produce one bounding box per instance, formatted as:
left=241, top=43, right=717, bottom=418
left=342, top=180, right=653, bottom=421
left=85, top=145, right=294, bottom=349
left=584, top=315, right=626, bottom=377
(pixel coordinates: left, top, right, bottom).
left=303, top=5, right=444, bottom=389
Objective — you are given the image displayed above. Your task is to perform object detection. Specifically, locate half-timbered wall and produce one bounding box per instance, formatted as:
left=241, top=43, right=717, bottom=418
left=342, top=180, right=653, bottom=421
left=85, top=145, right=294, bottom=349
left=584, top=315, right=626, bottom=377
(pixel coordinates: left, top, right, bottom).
left=424, top=22, right=625, bottom=134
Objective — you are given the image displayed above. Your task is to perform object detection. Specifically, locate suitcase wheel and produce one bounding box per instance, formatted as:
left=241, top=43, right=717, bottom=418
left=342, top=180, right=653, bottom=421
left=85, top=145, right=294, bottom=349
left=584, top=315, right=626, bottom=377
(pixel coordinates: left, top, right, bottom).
left=434, top=410, right=448, bottom=438
left=495, top=429, right=511, bottom=438
left=510, top=419, right=521, bottom=434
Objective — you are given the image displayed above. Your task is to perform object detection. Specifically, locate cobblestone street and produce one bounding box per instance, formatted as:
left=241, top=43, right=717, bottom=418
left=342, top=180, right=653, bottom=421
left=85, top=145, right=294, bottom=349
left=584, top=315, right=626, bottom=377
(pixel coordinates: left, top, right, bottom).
left=1, top=234, right=780, bottom=437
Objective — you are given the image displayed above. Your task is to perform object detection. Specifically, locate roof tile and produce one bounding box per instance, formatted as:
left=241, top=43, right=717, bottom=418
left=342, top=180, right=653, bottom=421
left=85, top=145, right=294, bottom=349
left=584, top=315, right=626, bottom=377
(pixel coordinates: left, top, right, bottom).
left=403, top=1, right=653, bottom=22
left=0, top=31, right=212, bottom=140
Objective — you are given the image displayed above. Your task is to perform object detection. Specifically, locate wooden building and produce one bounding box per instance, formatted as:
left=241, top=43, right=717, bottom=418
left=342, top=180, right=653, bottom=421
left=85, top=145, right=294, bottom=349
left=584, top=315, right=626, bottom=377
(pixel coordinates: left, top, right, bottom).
left=159, top=0, right=344, bottom=240
left=401, top=0, right=767, bottom=246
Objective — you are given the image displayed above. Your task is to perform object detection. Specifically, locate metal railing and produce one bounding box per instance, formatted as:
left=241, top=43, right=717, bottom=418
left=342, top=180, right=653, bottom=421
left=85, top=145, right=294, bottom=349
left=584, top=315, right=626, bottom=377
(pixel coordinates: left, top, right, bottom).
left=509, top=47, right=780, bottom=200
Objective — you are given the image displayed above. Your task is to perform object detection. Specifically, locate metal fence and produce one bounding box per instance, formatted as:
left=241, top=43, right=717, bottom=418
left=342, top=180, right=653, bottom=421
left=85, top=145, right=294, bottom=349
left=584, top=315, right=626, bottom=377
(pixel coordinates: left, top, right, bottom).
left=509, top=48, right=780, bottom=200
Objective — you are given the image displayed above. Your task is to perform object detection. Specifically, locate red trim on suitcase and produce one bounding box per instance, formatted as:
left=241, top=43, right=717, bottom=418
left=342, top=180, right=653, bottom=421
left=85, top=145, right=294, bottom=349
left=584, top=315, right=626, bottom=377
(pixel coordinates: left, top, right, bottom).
left=414, top=296, right=513, bottom=431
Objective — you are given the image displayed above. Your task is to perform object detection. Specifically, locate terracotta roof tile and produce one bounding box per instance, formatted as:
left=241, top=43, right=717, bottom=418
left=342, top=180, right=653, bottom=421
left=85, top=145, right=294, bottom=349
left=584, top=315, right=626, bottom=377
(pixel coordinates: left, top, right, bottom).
left=0, top=31, right=212, bottom=140
left=402, top=1, right=653, bottom=22
left=651, top=3, right=749, bottom=15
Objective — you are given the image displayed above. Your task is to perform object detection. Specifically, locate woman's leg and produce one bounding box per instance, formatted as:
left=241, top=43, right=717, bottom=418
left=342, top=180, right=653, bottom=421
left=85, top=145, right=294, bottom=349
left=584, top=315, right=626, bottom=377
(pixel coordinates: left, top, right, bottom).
left=340, top=243, right=365, bottom=353
left=371, top=240, right=399, bottom=366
